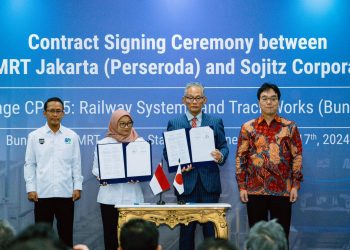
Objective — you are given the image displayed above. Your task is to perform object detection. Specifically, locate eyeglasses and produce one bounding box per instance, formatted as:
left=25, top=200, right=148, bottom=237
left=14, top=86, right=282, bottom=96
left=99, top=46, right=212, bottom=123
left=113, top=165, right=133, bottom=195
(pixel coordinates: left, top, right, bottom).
left=46, top=109, right=64, bottom=114
left=260, top=96, right=278, bottom=103
left=185, top=96, right=205, bottom=103
left=119, top=121, right=133, bottom=128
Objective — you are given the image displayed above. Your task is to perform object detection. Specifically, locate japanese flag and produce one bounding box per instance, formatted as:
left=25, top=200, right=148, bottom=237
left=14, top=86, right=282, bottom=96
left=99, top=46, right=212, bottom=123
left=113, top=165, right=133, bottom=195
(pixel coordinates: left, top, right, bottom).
left=173, top=164, right=184, bottom=195
left=149, top=163, right=170, bottom=195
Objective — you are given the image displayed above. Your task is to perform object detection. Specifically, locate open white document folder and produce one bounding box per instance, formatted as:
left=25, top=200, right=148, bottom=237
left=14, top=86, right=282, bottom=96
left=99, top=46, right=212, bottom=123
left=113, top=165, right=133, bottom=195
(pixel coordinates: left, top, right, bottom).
left=97, top=141, right=152, bottom=183
left=164, top=126, right=215, bottom=167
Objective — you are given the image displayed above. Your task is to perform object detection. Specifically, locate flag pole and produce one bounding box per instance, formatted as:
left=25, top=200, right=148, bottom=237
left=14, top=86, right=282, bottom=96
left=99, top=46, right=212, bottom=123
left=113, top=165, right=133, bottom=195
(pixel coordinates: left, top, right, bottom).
left=177, top=158, right=186, bottom=205
left=157, top=158, right=166, bottom=205
left=157, top=192, right=165, bottom=205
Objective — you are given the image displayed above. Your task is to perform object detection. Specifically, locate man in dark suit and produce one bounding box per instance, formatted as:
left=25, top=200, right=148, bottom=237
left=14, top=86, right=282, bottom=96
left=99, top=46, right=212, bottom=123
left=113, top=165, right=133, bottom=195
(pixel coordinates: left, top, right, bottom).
left=164, top=82, right=229, bottom=250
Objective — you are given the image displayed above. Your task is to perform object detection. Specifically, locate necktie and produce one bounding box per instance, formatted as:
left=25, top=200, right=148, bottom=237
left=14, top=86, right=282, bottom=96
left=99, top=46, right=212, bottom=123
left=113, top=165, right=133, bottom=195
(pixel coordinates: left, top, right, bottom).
left=191, top=117, right=197, bottom=128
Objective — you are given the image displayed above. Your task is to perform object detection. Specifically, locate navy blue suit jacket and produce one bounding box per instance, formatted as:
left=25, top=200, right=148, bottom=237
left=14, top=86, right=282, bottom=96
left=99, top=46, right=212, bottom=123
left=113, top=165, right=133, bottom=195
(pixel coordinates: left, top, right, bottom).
left=163, top=113, right=229, bottom=195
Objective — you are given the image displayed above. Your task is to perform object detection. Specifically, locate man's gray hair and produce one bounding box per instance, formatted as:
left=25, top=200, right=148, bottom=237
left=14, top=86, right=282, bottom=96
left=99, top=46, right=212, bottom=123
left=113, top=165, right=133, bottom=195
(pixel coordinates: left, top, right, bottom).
left=184, top=82, right=205, bottom=96
left=244, top=219, right=287, bottom=250
left=0, top=219, right=16, bottom=250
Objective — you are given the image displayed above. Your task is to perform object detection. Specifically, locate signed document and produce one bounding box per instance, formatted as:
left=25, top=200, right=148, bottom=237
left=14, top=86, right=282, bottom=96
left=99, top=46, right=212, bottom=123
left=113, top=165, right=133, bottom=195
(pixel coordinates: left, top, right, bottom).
left=190, top=126, right=215, bottom=163
left=97, top=141, right=152, bottom=183
left=97, top=143, right=125, bottom=180
left=163, top=129, right=191, bottom=166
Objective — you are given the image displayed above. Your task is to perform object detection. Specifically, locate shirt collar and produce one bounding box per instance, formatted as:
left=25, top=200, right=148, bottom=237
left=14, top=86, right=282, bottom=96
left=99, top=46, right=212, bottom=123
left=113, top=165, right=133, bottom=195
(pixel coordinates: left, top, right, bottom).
left=186, top=111, right=202, bottom=123
left=45, top=123, right=63, bottom=134
left=257, top=114, right=281, bottom=124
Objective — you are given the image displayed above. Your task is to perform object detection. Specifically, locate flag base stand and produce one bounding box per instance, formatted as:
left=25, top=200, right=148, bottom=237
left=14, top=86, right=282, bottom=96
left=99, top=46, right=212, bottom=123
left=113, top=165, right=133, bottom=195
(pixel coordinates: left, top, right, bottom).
left=177, top=200, right=186, bottom=205
left=156, top=192, right=166, bottom=205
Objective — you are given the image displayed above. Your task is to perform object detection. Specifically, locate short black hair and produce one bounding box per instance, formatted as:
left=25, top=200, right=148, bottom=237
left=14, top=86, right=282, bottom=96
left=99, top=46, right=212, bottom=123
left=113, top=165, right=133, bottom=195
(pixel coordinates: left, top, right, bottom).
left=8, top=238, right=68, bottom=250
left=44, top=97, right=64, bottom=111
left=120, top=219, right=159, bottom=250
left=0, top=219, right=15, bottom=250
left=7, top=223, right=67, bottom=250
left=257, top=83, right=281, bottom=100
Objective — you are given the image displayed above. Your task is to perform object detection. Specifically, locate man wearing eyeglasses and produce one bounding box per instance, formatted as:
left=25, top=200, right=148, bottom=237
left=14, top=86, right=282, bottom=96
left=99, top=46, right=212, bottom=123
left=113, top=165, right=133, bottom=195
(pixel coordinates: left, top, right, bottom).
left=24, top=97, right=83, bottom=247
left=235, top=83, right=303, bottom=246
left=164, top=82, right=229, bottom=250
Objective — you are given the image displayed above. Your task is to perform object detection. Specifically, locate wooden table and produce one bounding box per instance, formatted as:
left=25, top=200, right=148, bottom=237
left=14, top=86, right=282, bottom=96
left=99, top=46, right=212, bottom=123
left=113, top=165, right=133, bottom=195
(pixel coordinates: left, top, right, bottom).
left=116, top=203, right=231, bottom=240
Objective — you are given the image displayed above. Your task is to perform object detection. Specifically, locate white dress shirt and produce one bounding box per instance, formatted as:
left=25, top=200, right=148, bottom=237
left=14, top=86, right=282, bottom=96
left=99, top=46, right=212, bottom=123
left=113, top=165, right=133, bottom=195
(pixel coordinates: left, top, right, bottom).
left=24, top=123, right=83, bottom=198
left=186, top=111, right=202, bottom=127
left=92, top=137, right=144, bottom=205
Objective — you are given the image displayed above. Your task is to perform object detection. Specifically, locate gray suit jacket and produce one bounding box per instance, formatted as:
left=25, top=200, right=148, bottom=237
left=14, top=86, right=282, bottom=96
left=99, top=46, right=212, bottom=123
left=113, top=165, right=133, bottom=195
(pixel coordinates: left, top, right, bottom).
left=163, top=113, right=229, bottom=195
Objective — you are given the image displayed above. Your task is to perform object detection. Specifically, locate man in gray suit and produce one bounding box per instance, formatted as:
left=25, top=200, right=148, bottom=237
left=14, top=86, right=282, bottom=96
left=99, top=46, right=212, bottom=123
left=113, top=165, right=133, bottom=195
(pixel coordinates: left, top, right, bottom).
left=164, top=82, right=229, bottom=250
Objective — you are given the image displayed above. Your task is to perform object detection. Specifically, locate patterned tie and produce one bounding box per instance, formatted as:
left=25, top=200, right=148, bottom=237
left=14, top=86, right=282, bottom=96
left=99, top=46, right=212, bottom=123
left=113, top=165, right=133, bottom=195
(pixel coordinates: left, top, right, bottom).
left=191, top=117, right=197, bottom=128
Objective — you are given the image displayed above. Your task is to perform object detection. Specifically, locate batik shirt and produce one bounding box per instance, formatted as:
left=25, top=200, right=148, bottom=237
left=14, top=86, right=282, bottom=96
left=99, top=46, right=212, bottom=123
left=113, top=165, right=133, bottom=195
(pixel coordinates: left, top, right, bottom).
left=236, top=115, right=303, bottom=196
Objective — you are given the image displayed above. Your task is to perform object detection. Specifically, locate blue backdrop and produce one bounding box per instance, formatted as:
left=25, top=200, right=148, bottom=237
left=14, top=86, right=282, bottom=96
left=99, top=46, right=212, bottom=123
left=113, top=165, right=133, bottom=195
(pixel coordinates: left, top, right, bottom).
left=1, top=1, right=349, bottom=249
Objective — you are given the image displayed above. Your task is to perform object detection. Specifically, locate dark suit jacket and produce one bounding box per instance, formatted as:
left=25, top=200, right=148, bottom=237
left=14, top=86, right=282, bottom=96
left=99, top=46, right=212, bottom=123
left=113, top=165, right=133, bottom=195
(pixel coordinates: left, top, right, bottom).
left=163, top=113, right=229, bottom=195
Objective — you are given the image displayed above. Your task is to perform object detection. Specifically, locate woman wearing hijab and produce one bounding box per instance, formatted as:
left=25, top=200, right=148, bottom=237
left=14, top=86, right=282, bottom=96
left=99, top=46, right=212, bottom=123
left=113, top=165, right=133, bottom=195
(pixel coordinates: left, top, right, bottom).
left=92, top=110, right=144, bottom=250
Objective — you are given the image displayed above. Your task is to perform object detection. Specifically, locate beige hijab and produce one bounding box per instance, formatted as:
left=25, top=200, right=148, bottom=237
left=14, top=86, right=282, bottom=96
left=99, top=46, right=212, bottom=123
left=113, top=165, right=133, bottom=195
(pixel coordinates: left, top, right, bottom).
left=106, top=110, right=139, bottom=142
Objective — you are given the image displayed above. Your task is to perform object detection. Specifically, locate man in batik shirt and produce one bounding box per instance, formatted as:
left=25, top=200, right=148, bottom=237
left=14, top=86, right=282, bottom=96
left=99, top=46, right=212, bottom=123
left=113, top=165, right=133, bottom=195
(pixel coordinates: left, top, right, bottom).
left=236, top=83, right=303, bottom=244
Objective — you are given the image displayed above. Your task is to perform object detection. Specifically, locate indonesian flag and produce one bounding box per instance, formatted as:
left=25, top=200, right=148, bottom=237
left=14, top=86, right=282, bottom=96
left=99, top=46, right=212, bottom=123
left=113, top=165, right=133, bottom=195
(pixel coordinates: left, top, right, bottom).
left=149, top=163, right=171, bottom=195
left=173, top=164, right=184, bottom=195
